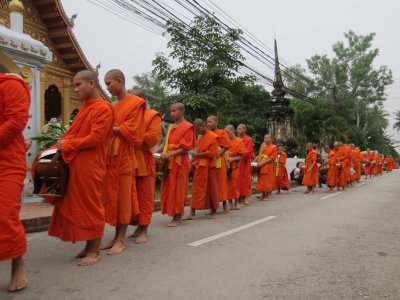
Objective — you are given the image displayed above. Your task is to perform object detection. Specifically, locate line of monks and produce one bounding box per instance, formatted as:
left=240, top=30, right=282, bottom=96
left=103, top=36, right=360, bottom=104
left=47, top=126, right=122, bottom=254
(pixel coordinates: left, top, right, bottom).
left=0, top=69, right=398, bottom=292
left=302, top=142, right=397, bottom=194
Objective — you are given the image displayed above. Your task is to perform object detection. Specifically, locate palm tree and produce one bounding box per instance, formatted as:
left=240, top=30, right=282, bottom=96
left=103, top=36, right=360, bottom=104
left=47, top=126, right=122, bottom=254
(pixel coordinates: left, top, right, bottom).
left=393, top=110, right=400, bottom=131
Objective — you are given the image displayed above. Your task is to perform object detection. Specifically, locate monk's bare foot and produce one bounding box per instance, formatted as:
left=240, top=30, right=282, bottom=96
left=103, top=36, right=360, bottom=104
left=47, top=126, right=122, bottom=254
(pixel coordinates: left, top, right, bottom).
left=235, top=204, right=241, bottom=210
left=206, top=213, right=217, bottom=219
left=304, top=191, right=310, bottom=194
left=166, top=220, right=181, bottom=227
left=223, top=207, right=230, bottom=213
left=128, top=227, right=141, bottom=238
left=276, top=191, right=281, bottom=194
left=182, top=214, right=196, bottom=221
left=256, top=194, right=262, bottom=199
left=99, top=239, right=115, bottom=251
left=8, top=259, right=28, bottom=293
left=107, top=240, right=126, bottom=255
left=77, top=252, right=101, bottom=266
left=244, top=200, right=250, bottom=205
left=135, top=232, right=148, bottom=244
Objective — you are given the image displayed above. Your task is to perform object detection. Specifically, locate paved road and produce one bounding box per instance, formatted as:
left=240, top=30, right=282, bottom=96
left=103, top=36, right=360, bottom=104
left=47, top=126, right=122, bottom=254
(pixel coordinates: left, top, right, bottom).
left=1, top=171, right=400, bottom=300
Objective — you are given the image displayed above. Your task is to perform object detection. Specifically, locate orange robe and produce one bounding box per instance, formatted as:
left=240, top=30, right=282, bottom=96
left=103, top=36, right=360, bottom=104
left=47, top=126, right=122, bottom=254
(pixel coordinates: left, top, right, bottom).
left=0, top=74, right=30, bottom=261
left=160, top=121, right=195, bottom=217
left=48, top=98, right=114, bottom=242
left=191, top=130, right=219, bottom=210
left=133, top=110, right=162, bottom=226
left=326, top=150, right=337, bottom=187
left=238, top=135, right=255, bottom=197
left=275, top=151, right=290, bottom=190
left=343, top=145, right=351, bottom=183
left=364, top=151, right=374, bottom=175
left=372, top=154, right=380, bottom=175
left=227, top=137, right=246, bottom=199
left=356, top=149, right=363, bottom=181
left=349, top=149, right=358, bottom=181
left=212, top=129, right=231, bottom=202
left=334, top=147, right=346, bottom=187
left=103, top=95, right=145, bottom=227
left=256, top=144, right=278, bottom=192
left=302, top=149, right=319, bottom=187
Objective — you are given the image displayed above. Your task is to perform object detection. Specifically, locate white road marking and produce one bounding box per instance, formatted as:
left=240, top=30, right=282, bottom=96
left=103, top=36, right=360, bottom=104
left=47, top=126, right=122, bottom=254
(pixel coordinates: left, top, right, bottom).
left=188, top=216, right=277, bottom=247
left=321, top=191, right=343, bottom=200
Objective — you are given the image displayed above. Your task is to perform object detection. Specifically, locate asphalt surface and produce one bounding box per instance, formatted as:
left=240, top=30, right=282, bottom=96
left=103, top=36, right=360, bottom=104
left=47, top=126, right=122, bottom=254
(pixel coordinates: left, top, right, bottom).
left=1, top=171, right=400, bottom=300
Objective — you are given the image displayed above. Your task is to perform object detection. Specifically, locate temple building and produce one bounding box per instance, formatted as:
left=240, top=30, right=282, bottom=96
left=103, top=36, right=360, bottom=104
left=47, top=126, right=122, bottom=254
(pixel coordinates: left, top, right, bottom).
left=266, top=39, right=295, bottom=146
left=0, top=0, right=101, bottom=164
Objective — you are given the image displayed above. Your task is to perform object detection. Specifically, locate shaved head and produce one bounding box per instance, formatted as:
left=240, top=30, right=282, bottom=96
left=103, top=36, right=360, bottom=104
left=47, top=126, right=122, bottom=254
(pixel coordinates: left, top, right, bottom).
left=237, top=124, right=247, bottom=131
left=131, top=89, right=146, bottom=99
left=193, top=118, right=206, bottom=126
left=208, top=115, right=218, bottom=122
left=225, top=124, right=235, bottom=132
left=75, top=70, right=100, bottom=87
left=105, top=69, right=125, bottom=84
left=171, top=102, right=185, bottom=113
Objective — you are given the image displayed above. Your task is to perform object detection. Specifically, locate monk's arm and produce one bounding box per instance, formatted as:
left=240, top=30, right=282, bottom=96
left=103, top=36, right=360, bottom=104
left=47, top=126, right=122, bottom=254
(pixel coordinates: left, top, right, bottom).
left=218, top=147, right=228, bottom=157
left=62, top=105, right=113, bottom=151
left=117, top=105, right=145, bottom=146
left=0, top=81, right=29, bottom=148
left=143, top=115, right=162, bottom=147
left=229, top=154, right=243, bottom=162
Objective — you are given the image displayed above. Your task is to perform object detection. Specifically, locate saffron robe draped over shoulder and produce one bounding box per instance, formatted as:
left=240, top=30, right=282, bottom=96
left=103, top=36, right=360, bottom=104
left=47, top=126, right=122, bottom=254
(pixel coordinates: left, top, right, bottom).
left=326, top=150, right=337, bottom=187
left=256, top=144, right=277, bottom=192
left=133, top=109, right=162, bottom=225
left=363, top=151, right=374, bottom=175
left=275, top=151, right=290, bottom=190
left=227, top=137, right=245, bottom=199
left=191, top=130, right=219, bottom=210
left=0, top=74, right=30, bottom=261
left=212, top=129, right=231, bottom=202
left=334, top=147, right=346, bottom=187
left=238, top=135, right=255, bottom=197
left=160, top=121, right=195, bottom=217
left=302, top=149, right=319, bottom=187
left=103, top=94, right=145, bottom=227
left=48, top=98, right=114, bottom=242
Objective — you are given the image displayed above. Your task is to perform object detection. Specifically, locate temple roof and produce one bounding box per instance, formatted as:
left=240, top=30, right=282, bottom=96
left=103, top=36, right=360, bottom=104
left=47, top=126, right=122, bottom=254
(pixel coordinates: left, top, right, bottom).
left=33, top=0, right=95, bottom=74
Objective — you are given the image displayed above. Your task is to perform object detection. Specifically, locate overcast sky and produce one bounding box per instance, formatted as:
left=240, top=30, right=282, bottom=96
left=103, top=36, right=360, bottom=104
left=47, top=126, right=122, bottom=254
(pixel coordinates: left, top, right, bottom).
left=61, top=0, right=400, bottom=148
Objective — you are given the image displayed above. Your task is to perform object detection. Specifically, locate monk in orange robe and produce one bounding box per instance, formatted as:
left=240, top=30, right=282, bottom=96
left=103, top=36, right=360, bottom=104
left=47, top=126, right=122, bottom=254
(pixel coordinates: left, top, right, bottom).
left=355, top=147, right=363, bottom=182
left=237, top=124, right=255, bottom=206
left=275, top=146, right=290, bottom=194
left=256, top=134, right=278, bottom=200
left=324, top=145, right=337, bottom=193
left=47, top=70, right=114, bottom=266
left=183, top=119, right=219, bottom=220
left=372, top=152, right=380, bottom=176
left=129, top=89, right=162, bottom=244
left=363, top=148, right=374, bottom=179
left=302, top=143, right=319, bottom=194
left=349, top=144, right=358, bottom=184
left=0, top=71, right=30, bottom=292
left=343, top=143, right=352, bottom=187
left=334, top=142, right=346, bottom=189
left=100, top=70, right=145, bottom=255
left=207, top=115, right=231, bottom=213
left=225, top=125, right=245, bottom=210
left=159, top=103, right=195, bottom=227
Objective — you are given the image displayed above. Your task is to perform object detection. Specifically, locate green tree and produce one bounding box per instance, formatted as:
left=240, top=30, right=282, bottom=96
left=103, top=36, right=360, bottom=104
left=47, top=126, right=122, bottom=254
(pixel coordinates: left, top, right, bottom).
left=285, top=31, right=393, bottom=153
left=224, top=84, right=271, bottom=147
left=129, top=72, right=167, bottom=99
left=152, top=14, right=253, bottom=120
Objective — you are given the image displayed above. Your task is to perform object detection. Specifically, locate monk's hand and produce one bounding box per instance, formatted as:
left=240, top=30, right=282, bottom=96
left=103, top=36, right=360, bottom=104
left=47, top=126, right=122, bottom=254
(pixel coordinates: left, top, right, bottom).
left=161, top=152, right=172, bottom=161
left=57, top=140, right=64, bottom=149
